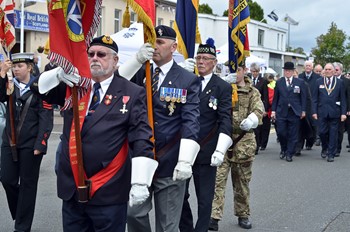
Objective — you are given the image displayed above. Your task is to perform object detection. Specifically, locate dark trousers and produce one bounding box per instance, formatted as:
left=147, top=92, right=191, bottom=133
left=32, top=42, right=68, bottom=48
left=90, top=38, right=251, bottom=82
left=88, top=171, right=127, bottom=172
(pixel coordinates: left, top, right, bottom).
left=179, top=163, right=217, bottom=232
left=62, top=198, right=127, bottom=232
left=253, top=125, right=262, bottom=150
left=337, top=120, right=345, bottom=153
left=275, top=109, right=300, bottom=157
left=260, top=115, right=271, bottom=148
left=319, top=116, right=339, bottom=158
left=1, top=147, right=43, bottom=232
left=346, top=116, right=350, bottom=146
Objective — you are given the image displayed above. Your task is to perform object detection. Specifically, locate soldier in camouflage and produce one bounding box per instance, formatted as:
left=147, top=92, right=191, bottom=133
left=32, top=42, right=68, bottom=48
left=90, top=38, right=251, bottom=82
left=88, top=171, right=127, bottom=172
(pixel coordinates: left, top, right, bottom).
left=209, top=65, right=264, bottom=230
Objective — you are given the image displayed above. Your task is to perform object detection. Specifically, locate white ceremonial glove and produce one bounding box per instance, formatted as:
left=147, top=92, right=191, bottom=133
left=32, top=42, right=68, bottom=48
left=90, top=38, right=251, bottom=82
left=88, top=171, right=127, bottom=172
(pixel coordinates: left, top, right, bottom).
left=136, top=43, right=154, bottom=64
left=178, top=58, right=196, bottom=73
left=223, top=73, right=237, bottom=84
left=172, top=139, right=200, bottom=181
left=129, top=157, right=158, bottom=207
left=240, top=113, right=259, bottom=131
left=129, top=184, right=149, bottom=207
left=38, top=67, right=80, bottom=94
left=119, top=43, right=154, bottom=80
left=211, top=133, right=233, bottom=167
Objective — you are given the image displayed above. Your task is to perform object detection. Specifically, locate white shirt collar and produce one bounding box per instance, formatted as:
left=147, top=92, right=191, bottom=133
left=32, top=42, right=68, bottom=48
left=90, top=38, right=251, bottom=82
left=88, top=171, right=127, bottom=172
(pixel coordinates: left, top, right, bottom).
left=91, top=74, right=113, bottom=101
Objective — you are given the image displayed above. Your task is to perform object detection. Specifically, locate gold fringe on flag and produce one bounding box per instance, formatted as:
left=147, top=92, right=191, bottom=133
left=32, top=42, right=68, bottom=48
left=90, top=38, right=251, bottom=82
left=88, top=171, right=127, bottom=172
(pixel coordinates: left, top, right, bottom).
left=44, top=37, right=50, bottom=55
left=122, top=3, right=131, bottom=28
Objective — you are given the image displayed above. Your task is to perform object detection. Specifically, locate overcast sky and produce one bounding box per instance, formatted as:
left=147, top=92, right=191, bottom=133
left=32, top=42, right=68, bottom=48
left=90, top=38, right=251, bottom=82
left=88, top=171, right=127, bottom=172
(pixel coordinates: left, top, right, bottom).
left=199, top=0, right=350, bottom=54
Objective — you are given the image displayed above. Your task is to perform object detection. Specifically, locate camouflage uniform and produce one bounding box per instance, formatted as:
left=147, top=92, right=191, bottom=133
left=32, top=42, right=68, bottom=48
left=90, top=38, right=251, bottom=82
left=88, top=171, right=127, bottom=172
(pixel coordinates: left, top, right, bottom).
left=211, top=77, right=264, bottom=220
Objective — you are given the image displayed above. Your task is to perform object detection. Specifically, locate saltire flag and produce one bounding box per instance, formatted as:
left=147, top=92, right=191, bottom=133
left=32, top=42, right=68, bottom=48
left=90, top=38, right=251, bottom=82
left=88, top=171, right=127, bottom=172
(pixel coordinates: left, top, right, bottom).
left=173, top=0, right=201, bottom=59
left=47, top=0, right=102, bottom=109
left=0, top=0, right=16, bottom=52
left=268, top=10, right=278, bottom=22
left=228, top=0, right=250, bottom=73
left=127, top=0, right=156, bottom=45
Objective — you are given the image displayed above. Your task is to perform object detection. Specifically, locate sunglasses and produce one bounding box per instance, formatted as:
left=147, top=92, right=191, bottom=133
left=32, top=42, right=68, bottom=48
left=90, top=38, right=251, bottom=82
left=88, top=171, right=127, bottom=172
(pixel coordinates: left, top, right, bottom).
left=87, top=51, right=115, bottom=58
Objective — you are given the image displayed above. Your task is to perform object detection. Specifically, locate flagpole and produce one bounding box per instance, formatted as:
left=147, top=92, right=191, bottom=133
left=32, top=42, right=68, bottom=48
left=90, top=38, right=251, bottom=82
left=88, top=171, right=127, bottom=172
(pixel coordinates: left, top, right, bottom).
left=287, top=23, right=290, bottom=49
left=20, top=0, right=24, bottom=52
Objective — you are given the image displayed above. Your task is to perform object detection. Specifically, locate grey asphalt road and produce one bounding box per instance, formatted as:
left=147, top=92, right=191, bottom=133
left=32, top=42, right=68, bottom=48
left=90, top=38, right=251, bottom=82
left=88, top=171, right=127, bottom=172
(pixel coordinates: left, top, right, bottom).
left=1, top=113, right=350, bottom=232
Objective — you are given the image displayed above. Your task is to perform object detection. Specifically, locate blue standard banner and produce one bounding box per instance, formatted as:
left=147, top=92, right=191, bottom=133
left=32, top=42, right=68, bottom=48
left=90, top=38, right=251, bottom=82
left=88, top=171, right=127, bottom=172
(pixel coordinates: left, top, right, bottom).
left=14, top=10, right=49, bottom=32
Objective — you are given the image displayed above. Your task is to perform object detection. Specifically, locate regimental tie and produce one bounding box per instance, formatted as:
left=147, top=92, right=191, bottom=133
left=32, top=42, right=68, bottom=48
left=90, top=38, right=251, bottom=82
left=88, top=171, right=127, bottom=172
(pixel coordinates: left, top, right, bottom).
left=326, top=77, right=331, bottom=88
left=286, top=77, right=291, bottom=87
left=87, top=82, right=101, bottom=116
left=152, top=67, right=161, bottom=96
left=199, top=76, right=204, bottom=91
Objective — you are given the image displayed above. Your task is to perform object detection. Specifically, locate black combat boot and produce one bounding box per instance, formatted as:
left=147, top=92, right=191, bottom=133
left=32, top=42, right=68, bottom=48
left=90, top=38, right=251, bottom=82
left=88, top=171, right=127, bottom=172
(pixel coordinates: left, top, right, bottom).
left=208, top=218, right=219, bottom=231
left=238, top=217, right=252, bottom=229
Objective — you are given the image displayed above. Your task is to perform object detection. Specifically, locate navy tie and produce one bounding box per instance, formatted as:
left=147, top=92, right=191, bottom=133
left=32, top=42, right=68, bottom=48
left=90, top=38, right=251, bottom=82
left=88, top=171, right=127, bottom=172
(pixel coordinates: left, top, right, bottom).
left=152, top=67, right=161, bottom=95
left=87, top=82, right=101, bottom=116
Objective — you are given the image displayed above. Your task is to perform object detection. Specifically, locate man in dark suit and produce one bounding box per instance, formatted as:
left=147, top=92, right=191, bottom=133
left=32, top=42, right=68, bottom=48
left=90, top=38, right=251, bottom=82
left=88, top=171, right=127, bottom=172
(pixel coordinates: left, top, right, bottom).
left=297, top=61, right=321, bottom=153
left=312, top=63, right=347, bottom=162
left=127, top=25, right=201, bottom=232
left=34, top=35, right=158, bottom=231
left=271, top=62, right=307, bottom=162
left=333, top=62, right=350, bottom=156
left=179, top=39, right=232, bottom=232
left=249, top=63, right=269, bottom=154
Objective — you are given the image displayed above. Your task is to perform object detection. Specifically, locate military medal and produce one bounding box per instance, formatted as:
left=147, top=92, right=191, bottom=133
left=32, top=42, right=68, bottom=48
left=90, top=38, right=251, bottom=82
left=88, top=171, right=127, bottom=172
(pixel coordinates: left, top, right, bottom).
left=213, top=99, right=218, bottom=110
left=165, top=88, right=171, bottom=102
left=209, top=96, right=215, bottom=108
left=176, top=88, right=182, bottom=103
left=168, top=102, right=176, bottom=116
left=120, top=96, right=130, bottom=114
left=104, top=94, right=112, bottom=105
left=160, top=87, right=166, bottom=101
left=170, top=88, right=177, bottom=102
left=181, top=89, right=187, bottom=104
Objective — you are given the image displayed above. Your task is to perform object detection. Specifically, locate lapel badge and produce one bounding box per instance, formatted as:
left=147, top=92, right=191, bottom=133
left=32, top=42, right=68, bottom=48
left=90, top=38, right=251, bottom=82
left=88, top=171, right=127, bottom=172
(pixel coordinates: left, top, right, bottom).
left=120, top=96, right=130, bottom=114
left=104, top=94, right=113, bottom=105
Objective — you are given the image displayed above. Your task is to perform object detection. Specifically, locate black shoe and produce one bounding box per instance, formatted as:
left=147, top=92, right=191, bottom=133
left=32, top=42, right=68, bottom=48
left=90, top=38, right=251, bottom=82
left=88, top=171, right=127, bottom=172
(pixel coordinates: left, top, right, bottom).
left=208, top=218, right=219, bottom=231
left=238, top=217, right=252, bottom=229
left=260, top=147, right=266, bottom=151
left=335, top=153, right=340, bottom=157
left=286, top=156, right=293, bottom=162
left=295, top=151, right=301, bottom=156
left=347, top=145, right=350, bottom=148
left=327, top=157, right=334, bottom=162
left=306, top=146, right=312, bottom=150
left=321, top=150, right=327, bottom=158
left=279, top=151, right=285, bottom=159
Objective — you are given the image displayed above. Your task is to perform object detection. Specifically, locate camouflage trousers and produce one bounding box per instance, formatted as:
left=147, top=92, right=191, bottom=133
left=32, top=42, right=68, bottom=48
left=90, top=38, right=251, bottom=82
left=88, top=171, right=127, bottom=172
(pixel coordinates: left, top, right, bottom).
left=211, top=157, right=253, bottom=220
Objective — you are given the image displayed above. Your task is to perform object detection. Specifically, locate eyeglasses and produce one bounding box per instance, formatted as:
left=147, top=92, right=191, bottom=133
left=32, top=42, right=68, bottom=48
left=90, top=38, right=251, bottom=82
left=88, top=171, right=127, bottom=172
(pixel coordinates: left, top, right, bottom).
left=87, top=51, right=115, bottom=58
left=195, top=56, right=216, bottom=61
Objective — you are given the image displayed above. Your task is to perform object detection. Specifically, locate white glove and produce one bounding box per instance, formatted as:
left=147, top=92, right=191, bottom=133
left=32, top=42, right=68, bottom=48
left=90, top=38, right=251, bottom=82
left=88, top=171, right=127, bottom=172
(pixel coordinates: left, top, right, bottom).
left=223, top=73, right=237, bottom=84
left=211, top=151, right=224, bottom=167
left=172, top=139, right=200, bottom=181
left=129, top=157, right=158, bottom=207
left=129, top=184, right=149, bottom=207
left=136, top=43, right=154, bottom=64
left=210, top=133, right=233, bottom=166
left=178, top=58, right=196, bottom=73
left=173, top=161, right=192, bottom=181
left=38, top=67, right=80, bottom=94
left=240, top=113, right=259, bottom=131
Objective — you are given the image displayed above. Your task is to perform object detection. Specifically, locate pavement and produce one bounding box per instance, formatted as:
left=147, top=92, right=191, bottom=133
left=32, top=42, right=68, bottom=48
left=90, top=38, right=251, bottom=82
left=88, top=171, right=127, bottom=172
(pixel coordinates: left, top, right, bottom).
left=0, top=112, right=350, bottom=231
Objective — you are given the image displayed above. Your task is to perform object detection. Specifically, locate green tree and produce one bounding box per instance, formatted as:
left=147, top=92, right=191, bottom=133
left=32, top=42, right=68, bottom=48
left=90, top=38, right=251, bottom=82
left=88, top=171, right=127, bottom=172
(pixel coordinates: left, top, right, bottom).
left=311, top=22, right=350, bottom=70
left=198, top=3, right=213, bottom=15
left=223, top=0, right=264, bottom=22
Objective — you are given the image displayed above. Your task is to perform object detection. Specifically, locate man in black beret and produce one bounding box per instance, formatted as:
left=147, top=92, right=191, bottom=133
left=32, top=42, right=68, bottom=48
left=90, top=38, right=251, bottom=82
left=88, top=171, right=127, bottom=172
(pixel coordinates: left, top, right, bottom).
left=271, top=62, right=308, bottom=162
left=34, top=35, right=158, bottom=231
left=127, top=25, right=201, bottom=232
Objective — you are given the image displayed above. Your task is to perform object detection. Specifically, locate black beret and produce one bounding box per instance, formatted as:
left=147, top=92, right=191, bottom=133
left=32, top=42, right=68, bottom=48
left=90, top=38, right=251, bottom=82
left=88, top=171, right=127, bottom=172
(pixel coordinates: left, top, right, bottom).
left=11, top=53, right=34, bottom=64
left=197, top=38, right=216, bottom=57
left=155, top=25, right=176, bottom=40
left=90, top=35, right=118, bottom=53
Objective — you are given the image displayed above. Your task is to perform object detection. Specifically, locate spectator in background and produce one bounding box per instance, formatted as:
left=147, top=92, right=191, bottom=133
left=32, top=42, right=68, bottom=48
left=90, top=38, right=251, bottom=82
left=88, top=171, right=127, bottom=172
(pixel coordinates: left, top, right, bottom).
left=314, top=64, right=323, bottom=76
left=32, top=54, right=40, bottom=77
left=44, top=62, right=58, bottom=72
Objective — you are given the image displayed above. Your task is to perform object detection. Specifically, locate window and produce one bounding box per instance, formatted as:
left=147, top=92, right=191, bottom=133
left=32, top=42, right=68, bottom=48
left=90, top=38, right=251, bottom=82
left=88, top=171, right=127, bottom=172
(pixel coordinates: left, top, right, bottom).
left=258, top=29, right=264, bottom=46
left=170, top=20, right=174, bottom=28
left=96, top=7, right=104, bottom=36
left=157, top=18, right=163, bottom=26
left=130, top=12, right=136, bottom=24
left=277, top=34, right=280, bottom=50
left=114, top=9, right=121, bottom=33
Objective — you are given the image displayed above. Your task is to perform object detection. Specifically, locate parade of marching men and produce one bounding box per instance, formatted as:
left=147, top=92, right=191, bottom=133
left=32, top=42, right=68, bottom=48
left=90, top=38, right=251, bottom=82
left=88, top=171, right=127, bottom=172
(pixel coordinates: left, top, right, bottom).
left=1, top=0, right=350, bottom=232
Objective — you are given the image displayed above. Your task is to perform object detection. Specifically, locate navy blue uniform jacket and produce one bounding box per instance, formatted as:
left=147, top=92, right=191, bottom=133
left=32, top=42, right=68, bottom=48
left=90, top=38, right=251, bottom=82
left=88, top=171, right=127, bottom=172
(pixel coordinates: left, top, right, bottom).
left=312, top=77, right=346, bottom=118
left=196, top=74, right=232, bottom=164
left=272, top=77, right=307, bottom=118
left=132, top=62, right=200, bottom=177
left=32, top=73, right=154, bottom=205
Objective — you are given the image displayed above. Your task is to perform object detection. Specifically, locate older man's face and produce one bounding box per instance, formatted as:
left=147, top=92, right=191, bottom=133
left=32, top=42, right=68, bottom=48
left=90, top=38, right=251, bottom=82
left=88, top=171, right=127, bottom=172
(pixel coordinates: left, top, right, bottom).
left=88, top=45, right=118, bottom=82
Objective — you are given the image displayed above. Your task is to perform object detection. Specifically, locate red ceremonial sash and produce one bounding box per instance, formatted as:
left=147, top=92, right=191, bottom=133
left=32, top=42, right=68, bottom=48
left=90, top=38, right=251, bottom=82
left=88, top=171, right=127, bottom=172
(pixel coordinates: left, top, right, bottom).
left=68, top=88, right=129, bottom=198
